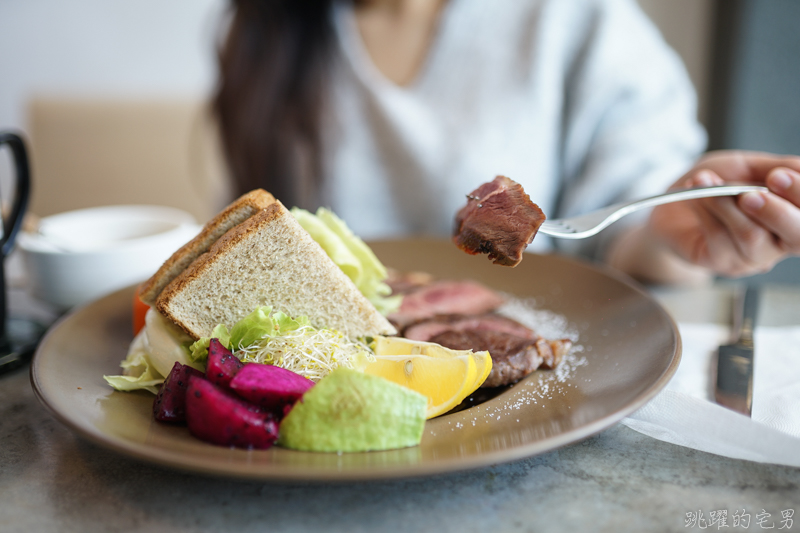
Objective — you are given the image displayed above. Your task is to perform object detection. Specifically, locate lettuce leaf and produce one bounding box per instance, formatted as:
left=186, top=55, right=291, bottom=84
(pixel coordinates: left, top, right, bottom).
left=188, top=323, right=231, bottom=362
left=189, top=306, right=310, bottom=361
left=291, top=207, right=402, bottom=315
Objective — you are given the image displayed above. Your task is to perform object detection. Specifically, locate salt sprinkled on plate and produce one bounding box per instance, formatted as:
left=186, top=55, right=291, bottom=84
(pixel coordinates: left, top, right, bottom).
left=442, top=296, right=589, bottom=429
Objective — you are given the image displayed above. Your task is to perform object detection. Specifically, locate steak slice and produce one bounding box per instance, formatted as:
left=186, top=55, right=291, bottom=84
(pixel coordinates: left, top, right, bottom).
left=430, top=330, right=543, bottom=388
left=385, top=268, right=435, bottom=295
left=533, top=338, right=572, bottom=370
left=428, top=328, right=572, bottom=387
left=453, top=175, right=546, bottom=267
left=388, top=280, right=505, bottom=330
left=403, top=313, right=537, bottom=342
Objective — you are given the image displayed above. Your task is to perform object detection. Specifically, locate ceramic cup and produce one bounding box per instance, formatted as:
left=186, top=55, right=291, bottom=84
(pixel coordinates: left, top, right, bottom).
left=17, top=205, right=201, bottom=310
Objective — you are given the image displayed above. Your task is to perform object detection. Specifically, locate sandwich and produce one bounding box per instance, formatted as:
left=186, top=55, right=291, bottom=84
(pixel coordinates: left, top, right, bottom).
left=138, top=189, right=277, bottom=308
left=140, top=189, right=395, bottom=340
left=106, top=189, right=397, bottom=392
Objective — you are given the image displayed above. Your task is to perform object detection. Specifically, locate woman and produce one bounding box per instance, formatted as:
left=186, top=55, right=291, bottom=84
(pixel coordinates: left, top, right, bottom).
left=214, top=0, right=800, bottom=284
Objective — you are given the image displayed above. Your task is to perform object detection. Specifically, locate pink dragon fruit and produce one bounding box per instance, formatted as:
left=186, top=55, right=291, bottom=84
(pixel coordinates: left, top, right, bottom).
left=153, top=362, right=204, bottom=423
left=185, top=375, right=278, bottom=449
left=229, top=363, right=315, bottom=415
left=205, top=338, right=245, bottom=388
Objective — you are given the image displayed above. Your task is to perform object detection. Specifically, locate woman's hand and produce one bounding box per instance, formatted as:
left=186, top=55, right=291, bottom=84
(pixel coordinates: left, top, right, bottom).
left=648, top=150, right=800, bottom=278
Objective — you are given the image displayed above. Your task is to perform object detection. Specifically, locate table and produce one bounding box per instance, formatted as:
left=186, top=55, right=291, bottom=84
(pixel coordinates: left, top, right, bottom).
left=1, top=284, right=798, bottom=533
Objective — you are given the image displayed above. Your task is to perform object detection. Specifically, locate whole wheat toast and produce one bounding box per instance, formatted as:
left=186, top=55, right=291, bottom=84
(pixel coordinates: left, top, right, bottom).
left=155, top=201, right=396, bottom=340
left=139, top=189, right=276, bottom=306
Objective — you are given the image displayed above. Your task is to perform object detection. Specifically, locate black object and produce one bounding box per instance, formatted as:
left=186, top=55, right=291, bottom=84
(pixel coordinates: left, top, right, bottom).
left=0, top=132, right=47, bottom=374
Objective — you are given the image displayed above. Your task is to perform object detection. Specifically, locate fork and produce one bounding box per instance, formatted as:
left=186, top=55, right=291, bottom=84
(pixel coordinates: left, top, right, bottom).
left=539, top=184, right=768, bottom=239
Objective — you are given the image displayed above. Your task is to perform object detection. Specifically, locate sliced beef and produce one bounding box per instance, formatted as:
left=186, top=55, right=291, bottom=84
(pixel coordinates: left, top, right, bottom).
left=404, top=313, right=537, bottom=342
left=533, top=338, right=572, bottom=370
left=388, top=280, right=505, bottom=329
left=384, top=271, right=572, bottom=387
left=385, top=268, right=435, bottom=295
left=430, top=330, right=542, bottom=388
left=453, top=175, right=546, bottom=267
left=427, top=328, right=573, bottom=387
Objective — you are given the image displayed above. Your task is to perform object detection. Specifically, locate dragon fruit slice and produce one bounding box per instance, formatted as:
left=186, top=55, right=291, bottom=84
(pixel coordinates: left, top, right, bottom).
left=185, top=375, right=278, bottom=449
left=229, top=363, right=315, bottom=414
left=205, top=338, right=245, bottom=388
left=153, top=362, right=204, bottom=423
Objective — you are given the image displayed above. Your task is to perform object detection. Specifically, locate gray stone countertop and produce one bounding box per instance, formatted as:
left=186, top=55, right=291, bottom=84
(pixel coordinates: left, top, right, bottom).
left=1, top=284, right=799, bottom=533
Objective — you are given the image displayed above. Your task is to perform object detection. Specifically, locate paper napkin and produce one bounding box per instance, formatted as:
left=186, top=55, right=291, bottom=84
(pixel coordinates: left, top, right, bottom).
left=622, top=323, right=800, bottom=467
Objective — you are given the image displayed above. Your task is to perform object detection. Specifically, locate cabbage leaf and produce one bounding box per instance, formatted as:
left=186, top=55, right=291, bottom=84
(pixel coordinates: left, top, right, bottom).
left=103, top=332, right=164, bottom=394
left=291, top=207, right=402, bottom=315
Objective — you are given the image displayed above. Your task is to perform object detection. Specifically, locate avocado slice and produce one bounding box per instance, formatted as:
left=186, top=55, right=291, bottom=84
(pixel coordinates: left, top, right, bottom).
left=278, top=367, right=427, bottom=452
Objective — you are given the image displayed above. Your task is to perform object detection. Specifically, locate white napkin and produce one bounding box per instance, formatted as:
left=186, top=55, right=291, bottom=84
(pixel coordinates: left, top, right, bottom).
left=622, top=323, right=800, bottom=467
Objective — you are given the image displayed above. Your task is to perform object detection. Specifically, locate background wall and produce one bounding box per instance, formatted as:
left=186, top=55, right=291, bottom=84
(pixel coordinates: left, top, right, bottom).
left=0, top=0, right=224, bottom=130
left=0, top=0, right=228, bottom=221
left=707, top=0, right=800, bottom=156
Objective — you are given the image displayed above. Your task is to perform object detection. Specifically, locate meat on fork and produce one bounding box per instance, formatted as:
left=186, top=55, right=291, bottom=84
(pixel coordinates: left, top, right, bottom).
left=453, top=175, right=546, bottom=267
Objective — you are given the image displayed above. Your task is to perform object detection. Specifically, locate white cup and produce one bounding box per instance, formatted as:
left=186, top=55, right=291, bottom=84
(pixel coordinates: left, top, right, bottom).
left=17, top=205, right=201, bottom=310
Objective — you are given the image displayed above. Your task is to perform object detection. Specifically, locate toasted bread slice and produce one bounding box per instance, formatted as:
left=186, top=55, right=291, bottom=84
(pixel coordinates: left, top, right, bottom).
left=139, top=189, right=276, bottom=306
left=156, top=201, right=397, bottom=340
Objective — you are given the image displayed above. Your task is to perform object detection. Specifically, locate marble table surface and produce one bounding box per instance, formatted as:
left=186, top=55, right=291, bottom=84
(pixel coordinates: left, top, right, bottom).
left=1, top=284, right=798, bottom=533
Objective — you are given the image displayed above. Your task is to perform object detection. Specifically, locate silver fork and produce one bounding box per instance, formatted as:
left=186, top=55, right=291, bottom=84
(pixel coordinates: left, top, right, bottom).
left=539, top=184, right=768, bottom=239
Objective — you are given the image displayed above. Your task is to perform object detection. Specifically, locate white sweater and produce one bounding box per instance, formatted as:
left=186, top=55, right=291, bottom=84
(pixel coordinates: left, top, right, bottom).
left=321, top=0, right=706, bottom=257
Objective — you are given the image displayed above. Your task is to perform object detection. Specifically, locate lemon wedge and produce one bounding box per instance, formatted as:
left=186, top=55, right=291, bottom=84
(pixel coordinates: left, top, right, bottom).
left=373, top=336, right=493, bottom=391
left=365, top=336, right=493, bottom=418
left=373, top=336, right=458, bottom=358
left=469, top=350, right=494, bottom=391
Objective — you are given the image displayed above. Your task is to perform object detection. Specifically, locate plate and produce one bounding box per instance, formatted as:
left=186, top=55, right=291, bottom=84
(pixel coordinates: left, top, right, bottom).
left=30, top=239, right=681, bottom=481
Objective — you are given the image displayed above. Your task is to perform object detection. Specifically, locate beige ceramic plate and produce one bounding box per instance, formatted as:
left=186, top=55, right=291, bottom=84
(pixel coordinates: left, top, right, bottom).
left=31, top=239, right=680, bottom=481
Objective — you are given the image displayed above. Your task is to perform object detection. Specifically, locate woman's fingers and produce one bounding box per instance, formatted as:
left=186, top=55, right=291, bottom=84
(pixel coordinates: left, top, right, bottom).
left=685, top=170, right=782, bottom=276
left=697, top=151, right=800, bottom=183
left=687, top=194, right=737, bottom=270
left=740, top=168, right=800, bottom=254
left=658, top=153, right=800, bottom=279
left=679, top=172, right=744, bottom=272
left=743, top=154, right=800, bottom=181
left=766, top=167, right=800, bottom=208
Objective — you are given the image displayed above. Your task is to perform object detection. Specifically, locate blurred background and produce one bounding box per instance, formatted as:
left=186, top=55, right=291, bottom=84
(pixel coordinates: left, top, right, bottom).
left=0, top=0, right=797, bottom=282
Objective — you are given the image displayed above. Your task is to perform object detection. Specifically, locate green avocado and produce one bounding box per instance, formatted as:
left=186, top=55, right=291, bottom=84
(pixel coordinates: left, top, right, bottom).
left=277, top=367, right=427, bottom=453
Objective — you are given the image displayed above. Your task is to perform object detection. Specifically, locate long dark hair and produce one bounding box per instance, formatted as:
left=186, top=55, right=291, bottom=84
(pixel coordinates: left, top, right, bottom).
left=214, top=0, right=339, bottom=209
